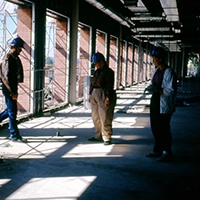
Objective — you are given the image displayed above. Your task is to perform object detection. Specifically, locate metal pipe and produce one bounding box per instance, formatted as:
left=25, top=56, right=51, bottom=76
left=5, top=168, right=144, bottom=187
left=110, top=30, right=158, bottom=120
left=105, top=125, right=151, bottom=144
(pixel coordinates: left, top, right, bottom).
left=131, top=38, right=135, bottom=86
left=145, top=42, right=148, bottom=85
left=197, top=53, right=200, bottom=92
left=181, top=47, right=185, bottom=92
left=30, top=2, right=35, bottom=114
left=124, top=40, right=128, bottom=87
left=106, top=32, right=110, bottom=66
left=69, top=0, right=79, bottom=104
left=90, top=26, right=96, bottom=77
left=117, top=24, right=122, bottom=89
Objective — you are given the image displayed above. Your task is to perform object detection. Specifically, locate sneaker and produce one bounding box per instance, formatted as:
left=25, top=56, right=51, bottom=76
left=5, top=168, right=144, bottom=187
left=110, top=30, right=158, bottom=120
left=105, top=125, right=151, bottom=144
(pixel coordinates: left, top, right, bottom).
left=88, top=137, right=103, bottom=142
left=104, top=141, right=112, bottom=145
left=145, top=151, right=162, bottom=157
left=157, top=151, right=172, bottom=162
left=11, top=137, right=27, bottom=143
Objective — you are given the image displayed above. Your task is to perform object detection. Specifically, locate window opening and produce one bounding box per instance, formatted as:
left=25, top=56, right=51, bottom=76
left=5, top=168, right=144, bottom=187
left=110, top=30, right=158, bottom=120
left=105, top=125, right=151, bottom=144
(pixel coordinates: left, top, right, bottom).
left=109, top=35, right=118, bottom=89
left=96, top=30, right=106, bottom=56
left=185, top=52, right=200, bottom=92
left=45, top=12, right=69, bottom=108
left=45, top=13, right=56, bottom=107
left=0, top=0, right=32, bottom=115
left=77, top=23, right=91, bottom=101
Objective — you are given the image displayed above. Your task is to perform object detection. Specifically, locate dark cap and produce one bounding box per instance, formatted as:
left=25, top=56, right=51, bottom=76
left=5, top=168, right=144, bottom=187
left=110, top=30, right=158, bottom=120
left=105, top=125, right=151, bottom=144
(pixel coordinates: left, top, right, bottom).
left=92, top=52, right=105, bottom=64
left=151, top=47, right=166, bottom=58
left=11, top=37, right=25, bottom=48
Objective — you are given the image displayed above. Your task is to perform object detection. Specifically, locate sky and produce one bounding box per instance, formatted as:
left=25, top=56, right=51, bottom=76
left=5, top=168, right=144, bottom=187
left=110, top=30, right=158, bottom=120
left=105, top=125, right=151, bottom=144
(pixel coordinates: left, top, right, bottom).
left=0, top=0, right=17, bottom=57
left=0, top=0, right=55, bottom=59
left=0, top=0, right=15, bottom=13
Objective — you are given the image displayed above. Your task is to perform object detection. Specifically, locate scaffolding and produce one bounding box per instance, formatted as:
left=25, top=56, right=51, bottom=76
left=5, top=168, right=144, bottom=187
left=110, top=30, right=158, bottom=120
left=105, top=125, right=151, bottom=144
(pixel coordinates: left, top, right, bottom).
left=0, top=2, right=17, bottom=112
left=44, top=16, right=56, bottom=107
left=0, top=2, right=17, bottom=61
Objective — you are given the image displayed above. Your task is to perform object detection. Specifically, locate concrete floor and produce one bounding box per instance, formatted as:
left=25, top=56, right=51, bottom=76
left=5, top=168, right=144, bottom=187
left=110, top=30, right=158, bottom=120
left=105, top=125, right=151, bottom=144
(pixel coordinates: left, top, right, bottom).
left=0, top=83, right=200, bottom=200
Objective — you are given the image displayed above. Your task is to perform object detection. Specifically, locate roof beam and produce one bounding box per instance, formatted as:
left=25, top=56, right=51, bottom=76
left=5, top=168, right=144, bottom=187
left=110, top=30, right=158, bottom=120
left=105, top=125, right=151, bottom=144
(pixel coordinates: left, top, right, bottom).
left=141, top=0, right=164, bottom=17
left=122, top=0, right=138, bottom=6
left=136, top=27, right=171, bottom=31
left=159, top=0, right=179, bottom=22
left=135, top=21, right=172, bottom=28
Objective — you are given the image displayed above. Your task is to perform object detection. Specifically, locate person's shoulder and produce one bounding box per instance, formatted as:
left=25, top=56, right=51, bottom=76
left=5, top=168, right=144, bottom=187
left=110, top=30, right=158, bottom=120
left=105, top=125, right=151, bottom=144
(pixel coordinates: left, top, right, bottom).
left=107, top=67, right=114, bottom=73
left=1, top=53, right=10, bottom=64
left=154, top=67, right=159, bottom=71
left=165, top=67, right=174, bottom=73
left=165, top=67, right=176, bottom=76
left=5, top=52, right=14, bottom=61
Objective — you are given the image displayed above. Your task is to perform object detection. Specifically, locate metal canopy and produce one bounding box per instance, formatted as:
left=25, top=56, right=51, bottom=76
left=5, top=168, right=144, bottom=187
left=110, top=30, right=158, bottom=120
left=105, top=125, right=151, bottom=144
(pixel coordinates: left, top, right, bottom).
left=86, top=0, right=200, bottom=51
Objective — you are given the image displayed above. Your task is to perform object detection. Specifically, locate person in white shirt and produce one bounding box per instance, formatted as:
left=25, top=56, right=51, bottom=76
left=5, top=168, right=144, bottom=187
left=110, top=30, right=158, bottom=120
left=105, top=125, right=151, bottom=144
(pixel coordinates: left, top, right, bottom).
left=145, top=47, right=177, bottom=162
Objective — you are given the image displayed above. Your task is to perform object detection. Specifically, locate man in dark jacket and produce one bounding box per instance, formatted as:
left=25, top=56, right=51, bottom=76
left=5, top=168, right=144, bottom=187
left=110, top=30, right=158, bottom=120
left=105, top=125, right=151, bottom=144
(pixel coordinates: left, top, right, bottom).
left=0, top=37, right=26, bottom=142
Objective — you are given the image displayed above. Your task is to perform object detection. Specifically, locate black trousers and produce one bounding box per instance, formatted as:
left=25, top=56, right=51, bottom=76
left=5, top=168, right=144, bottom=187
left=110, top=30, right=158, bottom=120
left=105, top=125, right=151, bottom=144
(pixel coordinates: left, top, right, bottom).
left=150, top=93, right=172, bottom=154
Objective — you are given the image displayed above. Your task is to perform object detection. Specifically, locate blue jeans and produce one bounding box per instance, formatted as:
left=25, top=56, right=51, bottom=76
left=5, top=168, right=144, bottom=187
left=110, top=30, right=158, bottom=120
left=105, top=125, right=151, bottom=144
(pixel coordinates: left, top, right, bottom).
left=0, top=84, right=20, bottom=139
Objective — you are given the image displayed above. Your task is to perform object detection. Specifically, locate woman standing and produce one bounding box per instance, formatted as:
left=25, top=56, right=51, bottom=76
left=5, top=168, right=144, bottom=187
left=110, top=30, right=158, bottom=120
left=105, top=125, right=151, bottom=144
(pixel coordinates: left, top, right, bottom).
left=88, top=52, right=116, bottom=145
left=145, top=47, right=177, bottom=162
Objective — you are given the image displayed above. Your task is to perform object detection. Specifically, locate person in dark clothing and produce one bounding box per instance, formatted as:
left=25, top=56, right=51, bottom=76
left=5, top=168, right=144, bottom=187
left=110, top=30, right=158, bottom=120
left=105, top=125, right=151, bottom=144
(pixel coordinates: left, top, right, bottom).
left=145, top=47, right=177, bottom=162
left=0, top=37, right=27, bottom=142
left=88, top=52, right=116, bottom=145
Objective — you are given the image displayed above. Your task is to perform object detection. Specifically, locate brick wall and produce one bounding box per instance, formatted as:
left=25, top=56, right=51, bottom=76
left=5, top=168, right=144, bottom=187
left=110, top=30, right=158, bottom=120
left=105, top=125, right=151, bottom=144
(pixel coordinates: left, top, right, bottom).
left=127, top=44, right=133, bottom=86
left=78, top=27, right=90, bottom=98
left=142, top=50, right=146, bottom=82
left=96, top=32, right=106, bottom=55
left=17, top=5, right=32, bottom=114
left=147, top=51, right=151, bottom=80
left=109, top=37, right=117, bottom=72
left=54, top=19, right=68, bottom=103
left=133, top=47, right=138, bottom=83
left=121, top=41, right=126, bottom=87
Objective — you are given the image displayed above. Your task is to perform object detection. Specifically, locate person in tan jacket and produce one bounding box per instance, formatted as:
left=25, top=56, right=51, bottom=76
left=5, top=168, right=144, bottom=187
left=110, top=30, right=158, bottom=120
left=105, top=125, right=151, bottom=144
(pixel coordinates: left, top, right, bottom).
left=88, top=52, right=116, bottom=145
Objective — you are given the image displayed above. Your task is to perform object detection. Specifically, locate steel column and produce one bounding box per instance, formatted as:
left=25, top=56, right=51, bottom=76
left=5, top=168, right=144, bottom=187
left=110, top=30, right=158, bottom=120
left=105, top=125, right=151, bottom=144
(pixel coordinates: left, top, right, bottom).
left=124, top=40, right=128, bottom=87
left=181, top=47, right=185, bottom=92
left=69, top=0, right=79, bottom=104
left=106, top=33, right=110, bottom=66
left=117, top=24, right=122, bottom=89
left=33, top=4, right=46, bottom=115
left=131, top=39, right=135, bottom=86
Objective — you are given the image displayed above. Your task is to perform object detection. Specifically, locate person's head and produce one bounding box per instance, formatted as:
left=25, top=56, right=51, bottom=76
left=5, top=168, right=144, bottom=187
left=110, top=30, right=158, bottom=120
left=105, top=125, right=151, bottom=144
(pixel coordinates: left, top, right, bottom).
left=151, top=47, right=166, bottom=67
left=92, top=52, right=106, bottom=69
left=10, top=37, right=25, bottom=55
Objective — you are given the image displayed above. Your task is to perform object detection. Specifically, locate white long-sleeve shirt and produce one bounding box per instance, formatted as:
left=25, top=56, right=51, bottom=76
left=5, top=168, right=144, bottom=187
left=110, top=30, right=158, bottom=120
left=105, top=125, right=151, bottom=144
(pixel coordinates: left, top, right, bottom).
left=151, top=67, right=177, bottom=114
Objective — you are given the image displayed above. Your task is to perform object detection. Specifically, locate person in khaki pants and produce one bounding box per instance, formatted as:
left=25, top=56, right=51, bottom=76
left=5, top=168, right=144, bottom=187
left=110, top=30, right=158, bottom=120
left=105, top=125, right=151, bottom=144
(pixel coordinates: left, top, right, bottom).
left=88, top=52, right=116, bottom=145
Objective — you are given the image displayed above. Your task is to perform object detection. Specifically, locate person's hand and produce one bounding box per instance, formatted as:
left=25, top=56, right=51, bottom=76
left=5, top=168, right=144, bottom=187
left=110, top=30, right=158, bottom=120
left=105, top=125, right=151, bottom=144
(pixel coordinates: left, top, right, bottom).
left=88, top=95, right=91, bottom=103
left=12, top=94, right=18, bottom=100
left=158, top=88, right=163, bottom=94
left=152, top=89, right=158, bottom=93
left=152, top=88, right=163, bottom=94
left=105, top=97, right=109, bottom=107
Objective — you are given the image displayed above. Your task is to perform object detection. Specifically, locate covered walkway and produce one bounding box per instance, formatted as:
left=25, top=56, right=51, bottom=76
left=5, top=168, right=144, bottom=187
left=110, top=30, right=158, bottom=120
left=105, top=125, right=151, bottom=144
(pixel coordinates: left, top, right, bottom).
left=0, top=83, right=200, bottom=200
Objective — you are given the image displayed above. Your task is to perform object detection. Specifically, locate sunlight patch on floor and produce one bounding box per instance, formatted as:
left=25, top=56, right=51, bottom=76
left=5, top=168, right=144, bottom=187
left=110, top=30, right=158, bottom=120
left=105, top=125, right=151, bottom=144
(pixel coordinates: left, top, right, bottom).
left=113, top=117, right=137, bottom=128
left=18, top=117, right=94, bottom=129
left=0, top=136, right=73, bottom=159
left=0, top=179, right=11, bottom=188
left=6, top=176, right=96, bottom=200
left=62, top=144, right=122, bottom=158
